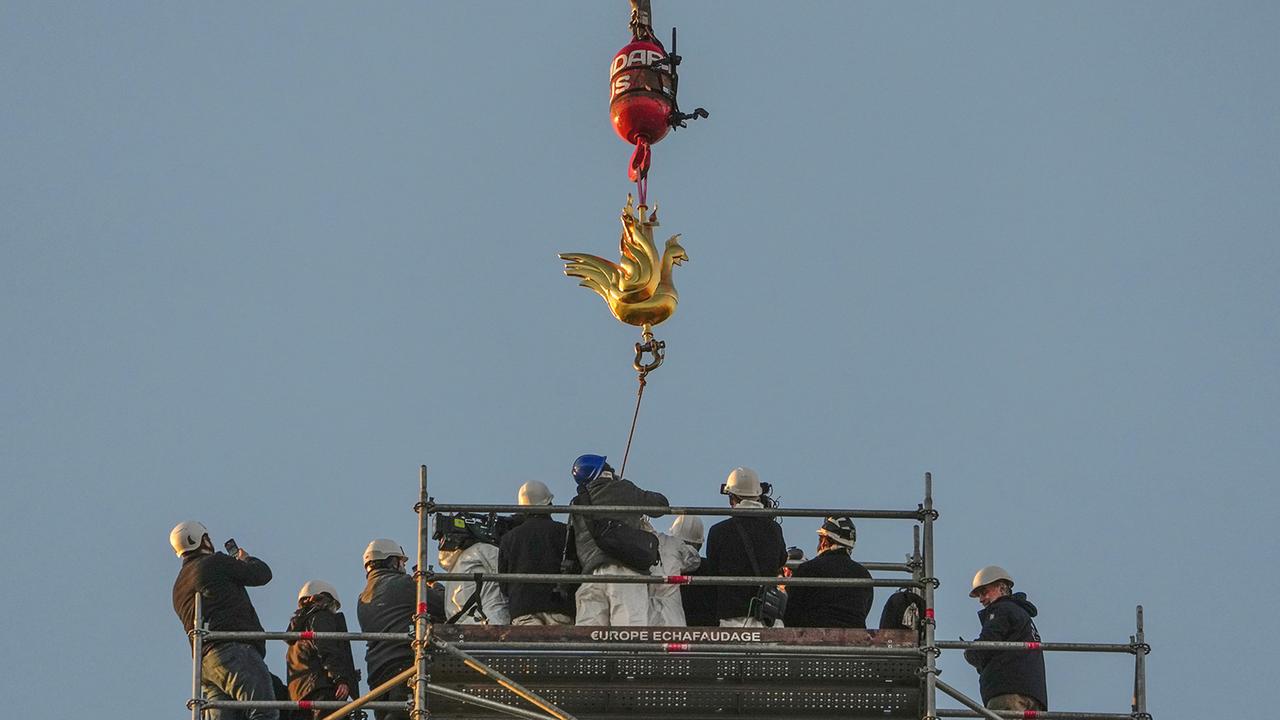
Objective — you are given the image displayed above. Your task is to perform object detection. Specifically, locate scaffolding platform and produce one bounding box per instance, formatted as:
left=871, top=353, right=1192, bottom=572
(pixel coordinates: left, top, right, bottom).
left=428, top=626, right=921, bottom=719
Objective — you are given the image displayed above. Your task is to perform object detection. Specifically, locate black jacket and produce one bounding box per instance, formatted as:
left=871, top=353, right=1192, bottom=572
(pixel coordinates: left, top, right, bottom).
left=963, top=593, right=1048, bottom=709
left=173, top=552, right=272, bottom=656
left=286, top=605, right=360, bottom=701
left=357, top=568, right=416, bottom=680
left=498, top=515, right=576, bottom=619
left=679, top=555, right=719, bottom=627
left=705, top=517, right=786, bottom=620
left=782, top=549, right=873, bottom=628
left=571, top=476, right=669, bottom=573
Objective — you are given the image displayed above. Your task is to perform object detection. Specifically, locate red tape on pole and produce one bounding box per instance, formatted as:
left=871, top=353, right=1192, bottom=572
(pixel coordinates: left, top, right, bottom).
left=666, top=575, right=691, bottom=585
left=664, top=642, right=691, bottom=653
left=925, top=608, right=935, bottom=619
left=417, top=602, right=428, bottom=615
left=300, top=630, right=315, bottom=640
left=298, top=700, right=313, bottom=710
left=1023, top=711, right=1038, bottom=719
left=1026, top=641, right=1041, bottom=650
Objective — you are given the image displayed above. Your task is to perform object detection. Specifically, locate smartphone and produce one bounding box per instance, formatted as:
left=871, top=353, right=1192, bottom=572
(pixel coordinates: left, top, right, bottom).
left=224, top=538, right=240, bottom=557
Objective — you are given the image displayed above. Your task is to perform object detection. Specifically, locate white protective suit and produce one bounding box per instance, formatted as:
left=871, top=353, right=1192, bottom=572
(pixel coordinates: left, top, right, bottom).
left=650, top=531, right=701, bottom=625
left=439, top=543, right=510, bottom=625
left=576, top=562, right=651, bottom=626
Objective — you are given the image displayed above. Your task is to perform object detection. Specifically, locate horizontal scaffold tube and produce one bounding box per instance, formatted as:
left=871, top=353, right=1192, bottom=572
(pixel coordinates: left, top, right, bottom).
left=200, top=630, right=408, bottom=642
left=429, top=503, right=924, bottom=519
left=936, top=640, right=1141, bottom=654
left=204, top=701, right=405, bottom=710
left=937, top=711, right=1136, bottom=719
left=428, top=572, right=919, bottom=588
left=452, top=641, right=923, bottom=656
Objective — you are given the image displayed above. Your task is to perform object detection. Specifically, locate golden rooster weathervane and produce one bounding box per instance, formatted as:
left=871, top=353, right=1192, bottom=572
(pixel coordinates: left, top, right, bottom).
left=558, top=195, right=688, bottom=373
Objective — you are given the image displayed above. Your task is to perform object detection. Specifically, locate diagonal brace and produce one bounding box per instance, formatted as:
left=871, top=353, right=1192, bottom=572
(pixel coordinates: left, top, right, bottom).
left=432, top=638, right=577, bottom=720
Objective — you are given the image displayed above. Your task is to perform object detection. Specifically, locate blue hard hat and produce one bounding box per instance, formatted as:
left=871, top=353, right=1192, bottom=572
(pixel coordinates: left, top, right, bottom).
left=572, top=454, right=608, bottom=484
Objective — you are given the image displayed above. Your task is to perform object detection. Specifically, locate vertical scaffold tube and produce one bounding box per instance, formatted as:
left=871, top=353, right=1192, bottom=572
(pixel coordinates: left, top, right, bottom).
left=923, top=472, right=938, bottom=720
left=1134, top=605, right=1148, bottom=717
left=190, top=592, right=203, bottom=720
left=413, top=465, right=430, bottom=720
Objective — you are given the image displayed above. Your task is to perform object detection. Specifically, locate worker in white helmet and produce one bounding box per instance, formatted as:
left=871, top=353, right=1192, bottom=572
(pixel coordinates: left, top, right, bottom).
left=285, top=581, right=360, bottom=718
left=169, top=521, right=279, bottom=720
left=705, top=467, right=787, bottom=627
left=499, top=481, right=575, bottom=625
left=357, top=539, right=417, bottom=720
left=964, top=565, right=1048, bottom=712
left=648, top=516, right=702, bottom=625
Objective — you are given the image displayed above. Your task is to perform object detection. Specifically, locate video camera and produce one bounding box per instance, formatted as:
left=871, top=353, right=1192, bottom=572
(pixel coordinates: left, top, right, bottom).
left=431, top=512, right=520, bottom=551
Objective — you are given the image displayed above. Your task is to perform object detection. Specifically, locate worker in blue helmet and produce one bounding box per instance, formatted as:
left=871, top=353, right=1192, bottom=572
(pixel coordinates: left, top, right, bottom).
left=567, top=454, right=669, bottom=626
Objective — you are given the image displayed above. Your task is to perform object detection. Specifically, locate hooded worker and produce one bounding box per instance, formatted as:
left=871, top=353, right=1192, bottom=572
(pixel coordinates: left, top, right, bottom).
left=498, top=480, right=576, bottom=625
left=286, top=581, right=361, bottom=718
left=569, top=453, right=669, bottom=626
left=963, top=565, right=1048, bottom=712
left=649, top=515, right=702, bottom=625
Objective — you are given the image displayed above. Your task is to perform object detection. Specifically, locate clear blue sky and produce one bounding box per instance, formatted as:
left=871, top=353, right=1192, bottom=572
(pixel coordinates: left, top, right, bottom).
left=2, top=3, right=1276, bottom=717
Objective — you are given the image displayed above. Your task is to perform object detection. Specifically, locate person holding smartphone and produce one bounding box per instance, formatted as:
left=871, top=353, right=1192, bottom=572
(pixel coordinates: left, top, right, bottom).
left=170, top=521, right=278, bottom=720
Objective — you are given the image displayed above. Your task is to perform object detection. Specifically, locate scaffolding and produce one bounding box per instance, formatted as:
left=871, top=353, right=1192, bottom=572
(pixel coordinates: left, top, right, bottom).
left=187, top=468, right=1151, bottom=720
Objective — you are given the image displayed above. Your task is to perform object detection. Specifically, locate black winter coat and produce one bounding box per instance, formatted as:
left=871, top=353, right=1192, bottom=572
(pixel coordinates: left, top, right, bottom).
left=782, top=549, right=873, bottom=628
left=173, top=552, right=271, bottom=656
left=286, top=605, right=360, bottom=702
left=705, top=517, right=786, bottom=620
left=878, top=589, right=926, bottom=631
left=679, top=555, right=719, bottom=627
left=498, top=515, right=576, bottom=619
left=357, top=569, right=416, bottom=680
left=963, top=593, right=1048, bottom=709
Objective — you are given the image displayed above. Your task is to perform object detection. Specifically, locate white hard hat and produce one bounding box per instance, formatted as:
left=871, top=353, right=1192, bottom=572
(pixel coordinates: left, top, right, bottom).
left=723, top=466, right=762, bottom=497
left=669, top=515, right=705, bottom=548
left=298, top=580, right=341, bottom=608
left=518, top=480, right=554, bottom=506
left=970, top=565, right=1015, bottom=597
left=363, top=538, right=407, bottom=565
left=170, top=521, right=209, bottom=557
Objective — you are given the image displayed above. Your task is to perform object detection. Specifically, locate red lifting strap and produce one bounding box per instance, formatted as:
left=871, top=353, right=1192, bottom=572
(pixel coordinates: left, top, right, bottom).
left=628, top=138, right=652, bottom=183
left=300, top=630, right=315, bottom=640
left=666, top=575, right=692, bottom=585
left=664, top=642, right=691, bottom=653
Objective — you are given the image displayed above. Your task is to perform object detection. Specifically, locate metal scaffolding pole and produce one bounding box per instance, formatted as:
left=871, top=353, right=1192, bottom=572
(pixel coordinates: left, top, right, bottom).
left=934, top=678, right=1002, bottom=720
left=429, top=503, right=924, bottom=519
left=203, top=630, right=409, bottom=642
left=936, top=712, right=1136, bottom=720
left=935, top=640, right=1140, bottom=654
left=922, top=471, right=939, bottom=720
left=426, top=571, right=917, bottom=588
left=434, top=640, right=577, bottom=720
left=1133, top=604, right=1149, bottom=718
left=189, top=592, right=203, bottom=720
left=448, top=642, right=923, bottom=656
left=413, top=465, right=431, bottom=720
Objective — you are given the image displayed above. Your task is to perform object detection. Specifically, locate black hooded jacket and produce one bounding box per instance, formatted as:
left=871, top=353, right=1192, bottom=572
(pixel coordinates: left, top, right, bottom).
left=173, top=552, right=271, bottom=656
left=286, top=604, right=360, bottom=702
left=963, top=592, right=1048, bottom=709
